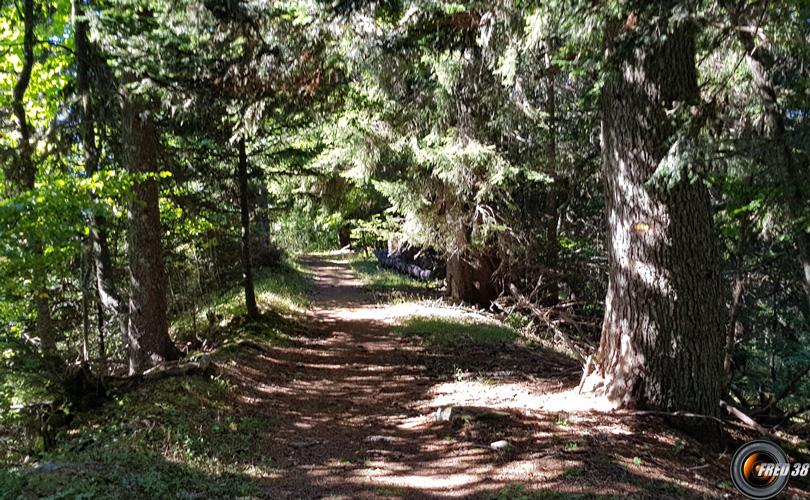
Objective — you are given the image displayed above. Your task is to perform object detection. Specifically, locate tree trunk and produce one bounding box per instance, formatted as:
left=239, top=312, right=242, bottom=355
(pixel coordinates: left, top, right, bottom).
left=96, top=293, right=106, bottom=366
left=592, top=10, right=724, bottom=424
left=447, top=251, right=498, bottom=307
left=73, top=0, right=129, bottom=350
left=238, top=137, right=260, bottom=320
left=736, top=20, right=810, bottom=318
left=724, top=209, right=752, bottom=388
left=9, top=0, right=56, bottom=354
left=252, top=170, right=272, bottom=259
left=122, top=97, right=179, bottom=374
left=540, top=41, right=561, bottom=306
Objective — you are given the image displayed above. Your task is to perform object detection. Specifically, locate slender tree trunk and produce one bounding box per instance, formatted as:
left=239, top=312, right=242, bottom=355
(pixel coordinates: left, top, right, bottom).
left=122, top=97, right=179, bottom=374
left=736, top=21, right=810, bottom=318
left=9, top=0, right=35, bottom=191
left=96, top=294, right=106, bottom=367
left=81, top=240, right=91, bottom=363
left=724, top=211, right=751, bottom=387
left=591, top=9, right=724, bottom=425
left=9, top=0, right=56, bottom=354
left=541, top=43, right=561, bottom=306
left=252, top=170, right=272, bottom=259
left=238, top=137, right=260, bottom=320
left=73, top=0, right=129, bottom=350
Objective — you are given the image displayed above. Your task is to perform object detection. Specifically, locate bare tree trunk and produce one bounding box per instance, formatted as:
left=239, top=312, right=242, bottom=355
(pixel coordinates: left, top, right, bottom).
left=540, top=41, right=561, bottom=306
left=73, top=0, right=129, bottom=350
left=591, top=8, right=724, bottom=427
left=447, top=246, right=498, bottom=307
left=724, top=211, right=751, bottom=387
left=238, top=137, right=260, bottom=320
left=252, top=170, right=272, bottom=259
left=96, top=294, right=106, bottom=367
left=122, top=97, right=179, bottom=374
left=81, top=241, right=91, bottom=363
left=8, top=0, right=56, bottom=354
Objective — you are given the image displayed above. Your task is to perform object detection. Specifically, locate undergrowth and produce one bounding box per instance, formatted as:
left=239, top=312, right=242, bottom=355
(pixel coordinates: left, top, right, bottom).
left=0, top=260, right=313, bottom=498
left=172, top=258, right=312, bottom=343
left=0, top=374, right=270, bottom=498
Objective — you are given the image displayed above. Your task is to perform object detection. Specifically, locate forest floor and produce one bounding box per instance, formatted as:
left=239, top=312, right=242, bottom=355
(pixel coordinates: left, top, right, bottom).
left=4, top=254, right=809, bottom=498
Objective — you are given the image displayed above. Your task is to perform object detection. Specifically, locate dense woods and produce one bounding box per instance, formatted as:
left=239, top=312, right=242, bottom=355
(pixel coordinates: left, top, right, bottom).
left=1, top=0, right=810, bottom=497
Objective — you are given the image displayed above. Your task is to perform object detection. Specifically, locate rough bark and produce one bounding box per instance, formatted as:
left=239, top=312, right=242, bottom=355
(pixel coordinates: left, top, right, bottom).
left=9, top=0, right=55, bottom=354
left=122, top=97, right=179, bottom=374
left=447, top=251, right=498, bottom=308
left=592, top=10, right=724, bottom=423
left=74, top=0, right=129, bottom=349
left=238, top=137, right=260, bottom=320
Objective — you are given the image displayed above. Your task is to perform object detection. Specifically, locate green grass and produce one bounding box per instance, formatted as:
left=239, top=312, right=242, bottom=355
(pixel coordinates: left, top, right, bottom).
left=349, top=254, right=436, bottom=296
left=394, top=316, right=517, bottom=346
left=0, top=375, right=271, bottom=499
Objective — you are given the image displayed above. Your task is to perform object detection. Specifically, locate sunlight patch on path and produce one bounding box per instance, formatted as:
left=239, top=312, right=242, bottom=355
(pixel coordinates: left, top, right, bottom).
left=425, top=381, right=614, bottom=414
left=316, top=301, right=500, bottom=326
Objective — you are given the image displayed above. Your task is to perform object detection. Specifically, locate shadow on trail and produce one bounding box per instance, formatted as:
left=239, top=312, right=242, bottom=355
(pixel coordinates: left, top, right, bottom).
left=212, top=256, right=731, bottom=498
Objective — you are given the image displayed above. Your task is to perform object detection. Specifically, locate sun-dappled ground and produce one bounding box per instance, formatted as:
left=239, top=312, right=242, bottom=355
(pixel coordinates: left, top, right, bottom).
left=3, top=253, right=809, bottom=498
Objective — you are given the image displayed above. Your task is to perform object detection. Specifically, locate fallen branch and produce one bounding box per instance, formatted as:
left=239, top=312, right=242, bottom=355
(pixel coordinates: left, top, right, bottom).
left=499, top=285, right=589, bottom=366
left=550, top=324, right=587, bottom=366
left=720, top=399, right=769, bottom=434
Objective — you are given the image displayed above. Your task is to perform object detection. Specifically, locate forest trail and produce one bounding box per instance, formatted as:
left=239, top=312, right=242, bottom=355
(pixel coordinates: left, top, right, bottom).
left=215, top=255, right=736, bottom=499
left=226, top=255, right=514, bottom=498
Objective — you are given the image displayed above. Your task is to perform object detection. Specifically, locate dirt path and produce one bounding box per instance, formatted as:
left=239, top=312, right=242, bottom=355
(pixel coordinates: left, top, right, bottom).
left=220, top=256, right=738, bottom=499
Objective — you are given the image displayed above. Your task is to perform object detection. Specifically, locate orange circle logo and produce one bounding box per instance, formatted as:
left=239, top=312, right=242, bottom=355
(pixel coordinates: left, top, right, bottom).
left=730, top=440, right=790, bottom=499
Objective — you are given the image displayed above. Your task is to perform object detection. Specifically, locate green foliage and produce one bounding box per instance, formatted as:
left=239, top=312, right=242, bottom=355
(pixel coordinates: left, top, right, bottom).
left=0, top=0, right=810, bottom=484
left=271, top=204, right=344, bottom=252
left=349, top=214, right=399, bottom=251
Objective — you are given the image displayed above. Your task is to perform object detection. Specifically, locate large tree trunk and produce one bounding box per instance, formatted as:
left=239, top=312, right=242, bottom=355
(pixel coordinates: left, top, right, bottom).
left=73, top=0, right=129, bottom=350
left=238, top=137, right=260, bottom=320
left=591, top=9, right=724, bottom=423
left=735, top=18, right=810, bottom=318
left=122, top=98, right=179, bottom=374
left=447, top=250, right=498, bottom=307
left=9, top=0, right=55, bottom=354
